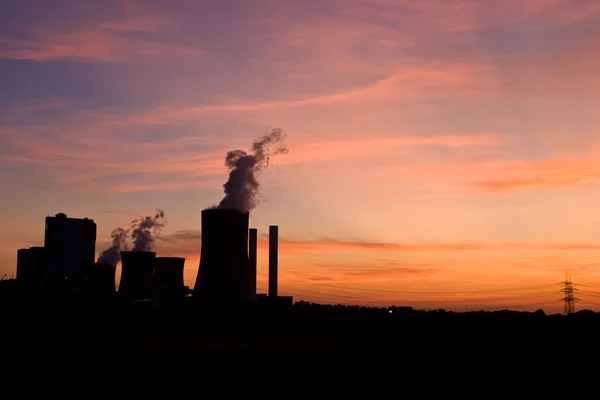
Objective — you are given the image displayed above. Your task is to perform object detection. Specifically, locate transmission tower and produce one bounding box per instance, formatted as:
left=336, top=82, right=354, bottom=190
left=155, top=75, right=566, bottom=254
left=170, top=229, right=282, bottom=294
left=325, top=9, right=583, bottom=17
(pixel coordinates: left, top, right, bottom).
left=561, top=271, right=578, bottom=315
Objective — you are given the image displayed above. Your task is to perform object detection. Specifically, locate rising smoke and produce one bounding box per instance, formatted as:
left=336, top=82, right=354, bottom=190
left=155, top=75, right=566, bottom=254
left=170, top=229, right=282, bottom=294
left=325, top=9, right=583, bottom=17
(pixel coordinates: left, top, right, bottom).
left=97, top=227, right=129, bottom=267
left=215, top=128, right=288, bottom=213
left=130, top=209, right=166, bottom=252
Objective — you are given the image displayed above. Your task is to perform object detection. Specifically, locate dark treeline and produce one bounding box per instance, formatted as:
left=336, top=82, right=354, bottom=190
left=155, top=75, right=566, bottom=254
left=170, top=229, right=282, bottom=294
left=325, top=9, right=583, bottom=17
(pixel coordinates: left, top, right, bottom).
left=2, top=294, right=600, bottom=396
left=3, top=291, right=600, bottom=347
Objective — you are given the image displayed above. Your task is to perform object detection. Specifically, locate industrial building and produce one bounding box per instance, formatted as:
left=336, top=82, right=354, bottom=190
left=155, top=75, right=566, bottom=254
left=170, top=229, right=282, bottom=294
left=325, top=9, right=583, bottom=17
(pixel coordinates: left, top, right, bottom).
left=16, top=246, right=47, bottom=287
left=44, top=213, right=96, bottom=290
left=9, top=209, right=293, bottom=310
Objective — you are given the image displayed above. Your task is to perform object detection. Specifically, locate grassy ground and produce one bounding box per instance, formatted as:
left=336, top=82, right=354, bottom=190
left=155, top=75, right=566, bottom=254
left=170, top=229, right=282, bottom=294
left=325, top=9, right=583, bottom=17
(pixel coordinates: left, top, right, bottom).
left=0, top=325, right=596, bottom=397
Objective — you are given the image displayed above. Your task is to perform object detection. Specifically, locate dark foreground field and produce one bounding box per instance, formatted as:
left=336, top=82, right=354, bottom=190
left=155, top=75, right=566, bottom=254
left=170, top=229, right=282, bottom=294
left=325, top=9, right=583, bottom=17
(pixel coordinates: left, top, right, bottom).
left=1, top=315, right=599, bottom=398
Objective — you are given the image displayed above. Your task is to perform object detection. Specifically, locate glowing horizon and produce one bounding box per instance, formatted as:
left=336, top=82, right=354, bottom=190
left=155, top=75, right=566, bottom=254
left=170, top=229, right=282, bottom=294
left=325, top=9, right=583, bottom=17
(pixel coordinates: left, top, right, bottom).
left=2, top=0, right=600, bottom=314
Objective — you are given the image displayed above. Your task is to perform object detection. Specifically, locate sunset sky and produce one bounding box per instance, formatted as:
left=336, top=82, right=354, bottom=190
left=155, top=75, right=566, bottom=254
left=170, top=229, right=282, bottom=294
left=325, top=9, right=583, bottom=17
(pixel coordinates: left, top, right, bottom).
left=2, top=0, right=600, bottom=313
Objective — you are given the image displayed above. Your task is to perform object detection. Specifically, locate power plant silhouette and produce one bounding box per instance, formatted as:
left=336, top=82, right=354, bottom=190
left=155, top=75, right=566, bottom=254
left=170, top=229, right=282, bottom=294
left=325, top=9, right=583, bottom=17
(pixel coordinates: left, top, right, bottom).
left=11, top=131, right=291, bottom=307
left=13, top=210, right=286, bottom=307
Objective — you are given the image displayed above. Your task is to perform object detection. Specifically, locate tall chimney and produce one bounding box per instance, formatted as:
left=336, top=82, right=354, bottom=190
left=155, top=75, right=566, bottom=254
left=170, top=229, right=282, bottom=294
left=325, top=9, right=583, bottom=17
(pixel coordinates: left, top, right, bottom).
left=268, top=225, right=278, bottom=297
left=249, top=228, right=258, bottom=295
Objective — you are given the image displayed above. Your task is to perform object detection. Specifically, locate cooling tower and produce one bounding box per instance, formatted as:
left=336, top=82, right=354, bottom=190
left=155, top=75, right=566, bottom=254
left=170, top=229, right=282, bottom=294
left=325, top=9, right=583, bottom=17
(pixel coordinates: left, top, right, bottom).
left=155, top=257, right=185, bottom=290
left=87, top=263, right=116, bottom=295
left=119, top=251, right=156, bottom=300
left=193, top=208, right=256, bottom=304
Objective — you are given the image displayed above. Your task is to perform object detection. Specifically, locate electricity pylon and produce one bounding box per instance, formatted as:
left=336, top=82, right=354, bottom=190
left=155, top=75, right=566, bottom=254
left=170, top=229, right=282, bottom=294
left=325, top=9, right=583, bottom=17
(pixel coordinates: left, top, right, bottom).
left=560, top=271, right=578, bottom=315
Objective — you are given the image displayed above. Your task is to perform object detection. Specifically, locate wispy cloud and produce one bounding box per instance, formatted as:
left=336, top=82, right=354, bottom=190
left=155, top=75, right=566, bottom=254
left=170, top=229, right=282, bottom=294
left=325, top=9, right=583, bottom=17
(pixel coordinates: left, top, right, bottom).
left=470, top=151, right=600, bottom=192
left=305, top=267, right=441, bottom=283
left=156, top=230, right=600, bottom=256
left=0, top=103, right=499, bottom=195
left=0, top=4, right=203, bottom=62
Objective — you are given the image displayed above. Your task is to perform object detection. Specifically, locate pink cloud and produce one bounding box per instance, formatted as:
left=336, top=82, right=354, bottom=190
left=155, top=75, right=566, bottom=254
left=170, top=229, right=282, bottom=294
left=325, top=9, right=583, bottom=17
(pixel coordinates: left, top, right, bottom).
left=0, top=32, right=204, bottom=63
left=470, top=151, right=600, bottom=192
left=1, top=108, right=499, bottom=194
left=0, top=5, right=203, bottom=63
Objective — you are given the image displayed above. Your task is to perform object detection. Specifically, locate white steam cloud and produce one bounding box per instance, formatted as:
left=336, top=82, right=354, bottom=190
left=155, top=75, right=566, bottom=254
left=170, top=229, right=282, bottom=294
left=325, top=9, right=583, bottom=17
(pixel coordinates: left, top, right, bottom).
left=214, top=128, right=288, bottom=213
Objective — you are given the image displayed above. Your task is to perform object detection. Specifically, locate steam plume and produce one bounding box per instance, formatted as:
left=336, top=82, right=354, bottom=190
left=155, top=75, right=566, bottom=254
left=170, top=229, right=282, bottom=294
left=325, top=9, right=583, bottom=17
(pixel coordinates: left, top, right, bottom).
left=97, top=227, right=129, bottom=267
left=216, top=128, right=288, bottom=213
left=130, top=209, right=166, bottom=251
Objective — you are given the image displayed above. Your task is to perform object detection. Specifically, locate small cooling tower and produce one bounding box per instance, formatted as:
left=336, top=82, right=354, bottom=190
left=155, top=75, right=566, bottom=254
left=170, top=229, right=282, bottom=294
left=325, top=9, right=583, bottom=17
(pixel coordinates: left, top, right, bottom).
left=155, top=257, right=185, bottom=297
left=119, top=251, right=156, bottom=300
left=87, top=263, right=116, bottom=295
left=193, top=208, right=256, bottom=304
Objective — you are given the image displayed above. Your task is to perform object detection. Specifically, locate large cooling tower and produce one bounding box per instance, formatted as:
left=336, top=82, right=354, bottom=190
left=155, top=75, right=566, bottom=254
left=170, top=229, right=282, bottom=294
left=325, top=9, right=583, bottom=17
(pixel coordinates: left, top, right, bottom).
left=119, top=251, right=156, bottom=300
left=193, top=208, right=256, bottom=304
left=155, top=257, right=185, bottom=290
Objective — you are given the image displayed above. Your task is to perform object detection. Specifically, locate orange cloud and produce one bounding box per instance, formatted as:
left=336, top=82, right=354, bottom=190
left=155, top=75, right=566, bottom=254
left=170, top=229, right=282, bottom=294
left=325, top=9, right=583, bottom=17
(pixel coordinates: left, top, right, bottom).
left=470, top=151, right=600, bottom=192
left=1, top=112, right=500, bottom=194
left=299, top=267, right=440, bottom=283
left=155, top=231, right=600, bottom=256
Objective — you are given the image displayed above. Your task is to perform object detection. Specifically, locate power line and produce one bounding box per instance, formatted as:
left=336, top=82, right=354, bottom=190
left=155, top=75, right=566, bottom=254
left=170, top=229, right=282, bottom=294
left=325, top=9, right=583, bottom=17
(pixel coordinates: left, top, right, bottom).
left=258, top=272, right=600, bottom=311
left=282, top=284, right=557, bottom=302
left=258, top=273, right=559, bottom=295
left=259, top=282, right=561, bottom=310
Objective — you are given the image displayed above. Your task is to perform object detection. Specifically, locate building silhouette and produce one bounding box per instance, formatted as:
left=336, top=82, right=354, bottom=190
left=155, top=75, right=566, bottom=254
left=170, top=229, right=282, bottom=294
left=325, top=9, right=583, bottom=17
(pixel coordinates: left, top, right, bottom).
left=154, top=257, right=188, bottom=303
left=119, top=251, right=156, bottom=301
left=193, top=208, right=256, bottom=305
left=86, top=263, right=117, bottom=297
left=268, top=225, right=278, bottom=298
left=249, top=228, right=258, bottom=295
left=44, top=213, right=96, bottom=291
left=16, top=246, right=47, bottom=287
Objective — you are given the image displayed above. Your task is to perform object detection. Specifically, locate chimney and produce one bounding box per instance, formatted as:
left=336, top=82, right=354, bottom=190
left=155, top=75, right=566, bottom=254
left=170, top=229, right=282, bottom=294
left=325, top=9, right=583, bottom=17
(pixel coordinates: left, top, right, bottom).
left=119, top=251, right=156, bottom=301
left=268, top=225, right=278, bottom=297
left=249, top=228, right=258, bottom=295
left=193, top=209, right=256, bottom=304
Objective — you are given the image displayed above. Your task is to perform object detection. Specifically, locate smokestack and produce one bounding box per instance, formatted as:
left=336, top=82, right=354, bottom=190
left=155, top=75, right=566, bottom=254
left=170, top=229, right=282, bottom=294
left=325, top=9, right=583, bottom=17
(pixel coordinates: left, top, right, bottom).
left=193, top=209, right=256, bottom=304
left=249, top=228, right=258, bottom=295
left=119, top=251, right=156, bottom=301
left=268, top=225, right=278, bottom=297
